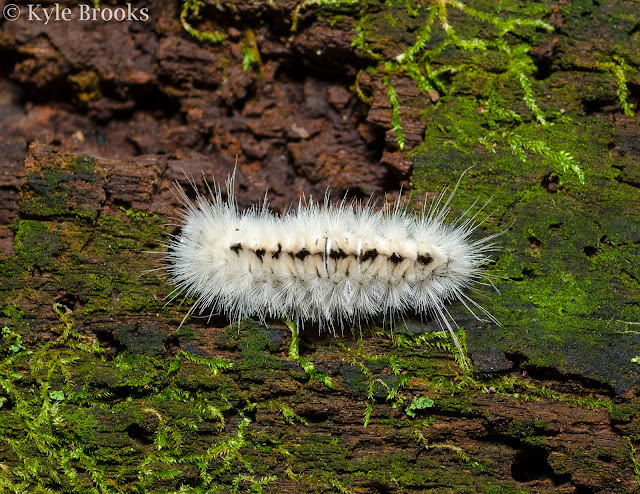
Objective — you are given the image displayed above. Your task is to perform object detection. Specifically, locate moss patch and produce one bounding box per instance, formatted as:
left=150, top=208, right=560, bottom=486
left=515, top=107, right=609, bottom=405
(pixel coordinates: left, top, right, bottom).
left=411, top=106, right=640, bottom=392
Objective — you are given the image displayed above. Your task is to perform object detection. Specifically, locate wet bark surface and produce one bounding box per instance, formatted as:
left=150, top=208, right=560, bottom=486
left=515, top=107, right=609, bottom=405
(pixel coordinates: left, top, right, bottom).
left=1, top=0, right=640, bottom=492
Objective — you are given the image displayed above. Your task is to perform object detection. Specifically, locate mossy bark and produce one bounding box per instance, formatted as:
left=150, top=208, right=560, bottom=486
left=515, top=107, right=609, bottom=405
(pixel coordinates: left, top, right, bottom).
left=1, top=1, right=640, bottom=492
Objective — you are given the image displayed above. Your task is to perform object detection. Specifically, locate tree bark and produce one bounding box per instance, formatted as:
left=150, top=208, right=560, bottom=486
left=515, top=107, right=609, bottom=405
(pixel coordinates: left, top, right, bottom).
left=0, top=1, right=639, bottom=492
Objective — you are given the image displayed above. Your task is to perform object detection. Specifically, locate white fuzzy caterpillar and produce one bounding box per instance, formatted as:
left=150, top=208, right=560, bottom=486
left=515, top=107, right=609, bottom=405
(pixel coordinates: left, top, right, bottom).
left=164, top=171, right=498, bottom=366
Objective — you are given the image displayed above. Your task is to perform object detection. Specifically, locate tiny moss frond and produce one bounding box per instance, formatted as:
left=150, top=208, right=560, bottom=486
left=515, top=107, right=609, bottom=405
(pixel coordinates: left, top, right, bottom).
left=337, top=340, right=409, bottom=426
left=413, top=428, right=485, bottom=470
left=181, top=0, right=225, bottom=44
left=280, top=402, right=309, bottom=425
left=352, top=18, right=383, bottom=61
left=231, top=474, right=277, bottom=493
left=1, top=326, right=24, bottom=355
left=626, top=437, right=640, bottom=486
left=505, top=133, right=584, bottom=184
left=286, top=320, right=334, bottom=388
left=516, top=70, right=547, bottom=126
left=49, top=303, right=104, bottom=356
left=384, top=75, right=405, bottom=150
left=179, top=349, right=233, bottom=375
left=393, top=329, right=455, bottom=351
left=353, top=69, right=374, bottom=104
left=393, top=327, right=470, bottom=368
left=395, top=6, right=437, bottom=63
left=600, top=58, right=636, bottom=117
left=242, top=29, right=262, bottom=73
left=328, top=477, right=358, bottom=494
left=552, top=149, right=584, bottom=184
left=485, top=375, right=614, bottom=411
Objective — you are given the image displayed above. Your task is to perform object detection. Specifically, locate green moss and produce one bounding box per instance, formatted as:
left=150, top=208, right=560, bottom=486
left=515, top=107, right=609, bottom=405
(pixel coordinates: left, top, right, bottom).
left=11, top=211, right=168, bottom=319
left=95, top=354, right=169, bottom=391
left=0, top=306, right=257, bottom=492
left=495, top=416, right=550, bottom=440
left=344, top=449, right=493, bottom=492
left=405, top=396, right=435, bottom=418
left=214, top=320, right=287, bottom=373
left=435, top=393, right=474, bottom=415
left=72, top=155, right=100, bottom=181
left=110, top=323, right=167, bottom=356
left=0, top=259, right=22, bottom=294
left=0, top=326, right=24, bottom=355
left=611, top=401, right=640, bottom=424
left=180, top=0, right=225, bottom=44
left=410, top=103, right=640, bottom=391
left=626, top=437, right=640, bottom=485
left=293, top=433, right=353, bottom=471
left=62, top=406, right=101, bottom=443
left=14, top=220, right=64, bottom=270
left=350, top=0, right=594, bottom=183
left=484, top=482, right=531, bottom=494
left=1, top=3, right=637, bottom=490
left=287, top=321, right=334, bottom=389
left=20, top=149, right=103, bottom=222
left=96, top=214, right=166, bottom=253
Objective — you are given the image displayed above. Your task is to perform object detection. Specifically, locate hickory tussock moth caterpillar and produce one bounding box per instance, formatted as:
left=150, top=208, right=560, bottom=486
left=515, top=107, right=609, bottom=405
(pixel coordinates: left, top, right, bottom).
left=163, top=170, right=498, bottom=367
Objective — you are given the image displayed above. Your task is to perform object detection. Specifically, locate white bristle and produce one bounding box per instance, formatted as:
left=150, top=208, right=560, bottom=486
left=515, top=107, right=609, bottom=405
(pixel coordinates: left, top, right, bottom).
left=163, top=171, right=499, bottom=368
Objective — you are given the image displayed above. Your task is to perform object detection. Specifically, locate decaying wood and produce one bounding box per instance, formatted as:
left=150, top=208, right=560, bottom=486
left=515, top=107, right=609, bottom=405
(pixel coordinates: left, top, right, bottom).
left=0, top=0, right=639, bottom=492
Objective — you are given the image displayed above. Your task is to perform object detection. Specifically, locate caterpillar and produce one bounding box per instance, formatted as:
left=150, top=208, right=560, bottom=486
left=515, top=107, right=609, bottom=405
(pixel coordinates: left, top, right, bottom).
left=163, top=170, right=499, bottom=367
